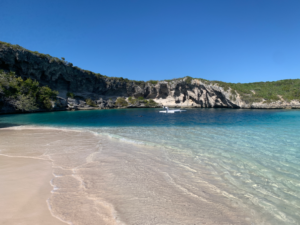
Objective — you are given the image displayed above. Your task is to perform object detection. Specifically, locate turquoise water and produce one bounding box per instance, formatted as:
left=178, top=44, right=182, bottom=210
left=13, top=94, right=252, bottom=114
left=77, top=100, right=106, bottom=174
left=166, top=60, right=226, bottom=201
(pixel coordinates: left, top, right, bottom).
left=1, top=108, right=299, bottom=127
left=1, top=108, right=300, bottom=224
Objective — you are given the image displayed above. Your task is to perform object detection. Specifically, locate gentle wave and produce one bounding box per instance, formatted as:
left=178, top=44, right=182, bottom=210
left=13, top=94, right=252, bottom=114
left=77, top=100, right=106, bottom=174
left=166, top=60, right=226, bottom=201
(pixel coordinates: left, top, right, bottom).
left=1, top=109, right=300, bottom=224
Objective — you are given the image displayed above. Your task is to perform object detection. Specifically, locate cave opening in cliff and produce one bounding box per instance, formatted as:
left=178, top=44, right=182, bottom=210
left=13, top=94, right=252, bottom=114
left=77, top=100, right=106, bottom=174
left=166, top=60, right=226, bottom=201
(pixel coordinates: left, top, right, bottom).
left=158, top=84, right=169, bottom=99
left=0, top=61, right=10, bottom=72
left=145, top=86, right=157, bottom=99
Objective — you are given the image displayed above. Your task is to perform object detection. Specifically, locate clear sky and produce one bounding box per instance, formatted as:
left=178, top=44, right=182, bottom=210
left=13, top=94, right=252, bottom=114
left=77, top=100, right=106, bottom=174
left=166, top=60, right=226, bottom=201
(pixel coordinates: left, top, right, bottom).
left=0, top=0, right=299, bottom=83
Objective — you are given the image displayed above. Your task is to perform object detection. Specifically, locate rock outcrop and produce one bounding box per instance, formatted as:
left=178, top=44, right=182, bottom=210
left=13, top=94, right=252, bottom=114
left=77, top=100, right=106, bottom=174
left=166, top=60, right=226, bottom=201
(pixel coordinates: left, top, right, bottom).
left=1, top=42, right=300, bottom=113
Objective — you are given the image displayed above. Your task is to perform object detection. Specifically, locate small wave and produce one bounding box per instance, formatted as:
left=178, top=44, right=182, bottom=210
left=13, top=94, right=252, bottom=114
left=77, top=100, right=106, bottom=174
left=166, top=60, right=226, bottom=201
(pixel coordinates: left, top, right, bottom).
left=46, top=199, right=74, bottom=225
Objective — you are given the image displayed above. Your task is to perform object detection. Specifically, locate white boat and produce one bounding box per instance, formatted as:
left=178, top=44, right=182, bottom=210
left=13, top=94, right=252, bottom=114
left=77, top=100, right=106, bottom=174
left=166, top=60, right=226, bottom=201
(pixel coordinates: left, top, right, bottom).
left=159, top=107, right=186, bottom=113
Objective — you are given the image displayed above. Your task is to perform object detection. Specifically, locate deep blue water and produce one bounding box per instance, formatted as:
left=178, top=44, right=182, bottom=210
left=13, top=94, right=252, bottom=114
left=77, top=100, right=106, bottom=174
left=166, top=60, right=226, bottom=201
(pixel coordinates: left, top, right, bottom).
left=0, top=108, right=299, bottom=128
left=1, top=108, right=300, bottom=224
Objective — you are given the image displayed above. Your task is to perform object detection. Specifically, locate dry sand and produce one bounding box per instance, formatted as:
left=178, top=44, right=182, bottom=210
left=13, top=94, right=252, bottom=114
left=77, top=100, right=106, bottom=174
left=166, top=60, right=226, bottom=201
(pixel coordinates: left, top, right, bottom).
left=0, top=156, right=66, bottom=225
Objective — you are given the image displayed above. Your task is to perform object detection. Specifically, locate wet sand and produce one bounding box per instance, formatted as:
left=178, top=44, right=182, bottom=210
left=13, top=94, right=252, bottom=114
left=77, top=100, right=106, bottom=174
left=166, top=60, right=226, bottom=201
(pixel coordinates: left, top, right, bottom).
left=0, top=127, right=253, bottom=225
left=0, top=156, right=66, bottom=225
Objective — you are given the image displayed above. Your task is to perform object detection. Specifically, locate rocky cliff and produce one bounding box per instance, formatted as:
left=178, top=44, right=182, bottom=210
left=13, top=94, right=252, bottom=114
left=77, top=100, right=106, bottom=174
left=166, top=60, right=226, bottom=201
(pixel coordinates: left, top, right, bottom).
left=1, top=42, right=299, bottom=112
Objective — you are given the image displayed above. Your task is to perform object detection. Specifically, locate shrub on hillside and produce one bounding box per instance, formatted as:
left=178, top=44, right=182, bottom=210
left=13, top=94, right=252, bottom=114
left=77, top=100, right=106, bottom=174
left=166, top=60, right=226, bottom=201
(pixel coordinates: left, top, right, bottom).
left=67, top=92, right=75, bottom=98
left=210, top=79, right=300, bottom=103
left=128, top=96, right=138, bottom=105
left=185, top=76, right=193, bottom=85
left=86, top=98, right=97, bottom=107
left=14, top=94, right=38, bottom=112
left=0, top=70, right=58, bottom=111
left=145, top=99, right=158, bottom=107
left=147, top=80, right=158, bottom=85
left=115, top=97, right=128, bottom=107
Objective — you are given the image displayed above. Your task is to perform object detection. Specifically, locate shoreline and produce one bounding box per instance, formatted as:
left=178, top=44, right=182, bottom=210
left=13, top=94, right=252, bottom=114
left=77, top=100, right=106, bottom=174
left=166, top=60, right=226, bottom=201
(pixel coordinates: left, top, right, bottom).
left=0, top=126, right=254, bottom=225
left=1, top=105, right=300, bottom=116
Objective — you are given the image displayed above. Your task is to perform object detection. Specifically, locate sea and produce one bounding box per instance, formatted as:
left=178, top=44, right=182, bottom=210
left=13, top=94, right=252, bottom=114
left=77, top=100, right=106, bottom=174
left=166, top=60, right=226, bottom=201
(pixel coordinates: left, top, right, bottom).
left=0, top=108, right=300, bottom=225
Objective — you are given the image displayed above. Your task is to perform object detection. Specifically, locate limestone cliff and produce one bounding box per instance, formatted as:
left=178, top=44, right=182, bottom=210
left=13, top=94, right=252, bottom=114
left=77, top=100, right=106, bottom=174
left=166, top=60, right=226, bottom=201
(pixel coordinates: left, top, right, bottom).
left=1, top=42, right=299, bottom=112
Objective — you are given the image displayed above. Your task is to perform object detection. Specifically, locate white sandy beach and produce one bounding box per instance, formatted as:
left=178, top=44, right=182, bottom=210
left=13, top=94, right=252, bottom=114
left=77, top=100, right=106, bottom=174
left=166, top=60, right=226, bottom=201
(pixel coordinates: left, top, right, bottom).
left=0, top=156, right=66, bottom=225
left=0, top=127, right=253, bottom=225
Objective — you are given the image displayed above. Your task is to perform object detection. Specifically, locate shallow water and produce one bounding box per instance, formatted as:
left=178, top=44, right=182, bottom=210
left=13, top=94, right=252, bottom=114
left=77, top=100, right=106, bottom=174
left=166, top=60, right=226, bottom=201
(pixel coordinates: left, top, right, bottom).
left=1, top=108, right=300, bottom=224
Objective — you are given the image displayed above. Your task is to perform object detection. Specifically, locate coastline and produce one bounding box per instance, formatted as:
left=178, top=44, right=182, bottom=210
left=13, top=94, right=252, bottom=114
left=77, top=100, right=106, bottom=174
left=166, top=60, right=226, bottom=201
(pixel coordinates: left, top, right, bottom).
left=1, top=104, right=300, bottom=116
left=0, top=126, right=254, bottom=225
left=1, top=41, right=300, bottom=115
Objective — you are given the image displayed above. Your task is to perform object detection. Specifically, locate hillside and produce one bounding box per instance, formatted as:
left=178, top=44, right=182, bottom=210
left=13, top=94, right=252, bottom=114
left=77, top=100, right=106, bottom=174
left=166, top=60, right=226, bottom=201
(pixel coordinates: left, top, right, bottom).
left=0, top=41, right=299, bottom=113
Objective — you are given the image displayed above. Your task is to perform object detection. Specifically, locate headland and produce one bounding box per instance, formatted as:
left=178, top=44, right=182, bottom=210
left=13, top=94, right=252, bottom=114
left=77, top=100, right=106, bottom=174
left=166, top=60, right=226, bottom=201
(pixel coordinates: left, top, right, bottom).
left=1, top=41, right=300, bottom=115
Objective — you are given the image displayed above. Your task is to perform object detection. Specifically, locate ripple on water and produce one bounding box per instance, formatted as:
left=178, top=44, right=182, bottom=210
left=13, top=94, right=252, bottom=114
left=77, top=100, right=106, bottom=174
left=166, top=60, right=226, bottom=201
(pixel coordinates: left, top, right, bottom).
left=0, top=109, right=300, bottom=224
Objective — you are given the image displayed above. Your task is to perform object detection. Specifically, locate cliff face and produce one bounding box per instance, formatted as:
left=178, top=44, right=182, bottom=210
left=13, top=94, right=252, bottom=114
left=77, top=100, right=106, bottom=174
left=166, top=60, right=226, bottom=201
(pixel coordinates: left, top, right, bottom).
left=1, top=43, right=299, bottom=112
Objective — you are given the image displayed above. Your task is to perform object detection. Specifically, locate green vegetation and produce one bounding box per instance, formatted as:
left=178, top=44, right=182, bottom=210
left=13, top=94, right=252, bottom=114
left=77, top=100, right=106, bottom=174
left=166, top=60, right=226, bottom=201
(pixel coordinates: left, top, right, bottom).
left=0, top=70, right=58, bottom=111
left=38, top=86, right=58, bottom=109
left=67, top=92, right=75, bottom=98
left=128, top=96, right=138, bottom=105
left=163, top=79, right=174, bottom=83
left=144, top=99, right=158, bottom=107
left=115, top=97, right=128, bottom=107
left=147, top=80, right=158, bottom=85
left=127, top=96, right=157, bottom=107
left=181, top=76, right=300, bottom=104
left=185, top=76, right=193, bottom=84
left=162, top=77, right=186, bottom=83
left=118, top=77, right=130, bottom=83
left=205, top=79, right=300, bottom=103
left=13, top=94, right=37, bottom=111
left=85, top=98, right=97, bottom=107
left=1, top=41, right=299, bottom=105
left=134, top=80, right=145, bottom=86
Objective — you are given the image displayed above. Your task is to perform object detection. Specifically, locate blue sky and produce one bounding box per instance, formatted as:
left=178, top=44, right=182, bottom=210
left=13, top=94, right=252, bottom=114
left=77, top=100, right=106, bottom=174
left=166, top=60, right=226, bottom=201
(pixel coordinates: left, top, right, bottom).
left=0, top=0, right=299, bottom=83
